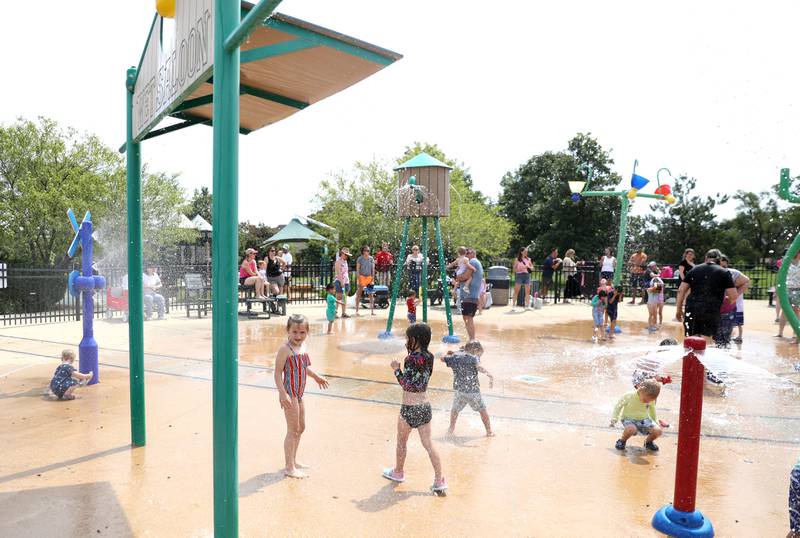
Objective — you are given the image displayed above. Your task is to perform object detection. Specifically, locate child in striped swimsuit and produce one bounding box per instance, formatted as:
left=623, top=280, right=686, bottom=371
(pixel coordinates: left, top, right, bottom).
left=274, top=314, right=329, bottom=479
left=382, top=323, right=448, bottom=495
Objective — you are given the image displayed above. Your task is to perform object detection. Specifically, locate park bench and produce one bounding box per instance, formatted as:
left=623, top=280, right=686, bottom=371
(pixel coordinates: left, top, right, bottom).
left=184, top=273, right=211, bottom=318
left=237, top=283, right=287, bottom=318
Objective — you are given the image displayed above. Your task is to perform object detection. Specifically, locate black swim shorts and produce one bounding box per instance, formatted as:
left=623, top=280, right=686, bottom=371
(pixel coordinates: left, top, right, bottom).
left=400, top=403, right=432, bottom=429
left=684, top=309, right=720, bottom=338
left=461, top=301, right=478, bottom=317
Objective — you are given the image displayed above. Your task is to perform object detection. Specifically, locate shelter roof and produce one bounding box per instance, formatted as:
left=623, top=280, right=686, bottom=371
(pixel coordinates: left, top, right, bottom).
left=262, top=218, right=329, bottom=246
left=138, top=4, right=402, bottom=143
left=394, top=152, right=453, bottom=170
left=191, top=215, right=213, bottom=232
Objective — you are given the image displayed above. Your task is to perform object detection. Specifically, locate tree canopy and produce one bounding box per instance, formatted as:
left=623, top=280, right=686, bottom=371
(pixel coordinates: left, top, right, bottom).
left=309, top=143, right=513, bottom=260
left=499, top=133, right=623, bottom=260
left=0, top=117, right=196, bottom=267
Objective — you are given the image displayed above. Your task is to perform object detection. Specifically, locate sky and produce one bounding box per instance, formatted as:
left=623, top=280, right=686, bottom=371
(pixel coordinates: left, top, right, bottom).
left=2, top=1, right=799, bottom=227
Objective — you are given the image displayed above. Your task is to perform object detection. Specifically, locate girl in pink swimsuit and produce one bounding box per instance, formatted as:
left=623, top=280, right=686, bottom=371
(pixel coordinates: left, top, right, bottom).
left=274, top=314, right=329, bottom=478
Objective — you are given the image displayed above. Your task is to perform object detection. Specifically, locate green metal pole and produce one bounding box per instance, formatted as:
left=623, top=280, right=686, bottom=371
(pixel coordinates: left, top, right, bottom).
left=212, top=0, right=240, bottom=535
left=380, top=218, right=410, bottom=338
left=613, top=195, right=630, bottom=287
left=421, top=216, right=428, bottom=323
left=125, top=67, right=146, bottom=447
left=777, top=168, right=800, bottom=339
left=435, top=217, right=459, bottom=343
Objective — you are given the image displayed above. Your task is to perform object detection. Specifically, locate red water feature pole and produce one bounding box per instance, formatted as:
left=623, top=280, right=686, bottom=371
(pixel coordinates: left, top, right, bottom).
left=652, top=336, right=714, bottom=537
left=674, top=336, right=706, bottom=511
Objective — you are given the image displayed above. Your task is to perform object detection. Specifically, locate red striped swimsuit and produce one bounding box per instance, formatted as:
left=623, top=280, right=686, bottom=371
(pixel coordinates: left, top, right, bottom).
left=283, top=343, right=311, bottom=400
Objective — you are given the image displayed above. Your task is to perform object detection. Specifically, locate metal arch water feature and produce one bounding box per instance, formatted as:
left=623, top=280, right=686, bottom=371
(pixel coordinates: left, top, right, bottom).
left=777, top=168, right=800, bottom=341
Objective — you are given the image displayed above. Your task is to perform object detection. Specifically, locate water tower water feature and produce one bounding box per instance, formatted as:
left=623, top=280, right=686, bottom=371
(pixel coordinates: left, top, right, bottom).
left=379, top=152, right=460, bottom=343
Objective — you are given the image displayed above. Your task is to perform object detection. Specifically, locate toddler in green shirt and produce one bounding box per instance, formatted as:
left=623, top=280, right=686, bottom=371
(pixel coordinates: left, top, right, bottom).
left=610, top=379, right=663, bottom=452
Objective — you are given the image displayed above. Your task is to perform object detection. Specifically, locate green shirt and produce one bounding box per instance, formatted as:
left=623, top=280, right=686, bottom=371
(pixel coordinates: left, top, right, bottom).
left=611, top=391, right=657, bottom=422
left=326, top=293, right=337, bottom=315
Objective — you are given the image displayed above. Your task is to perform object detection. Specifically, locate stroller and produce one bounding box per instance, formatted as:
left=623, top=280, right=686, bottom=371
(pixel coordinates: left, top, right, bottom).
left=361, top=284, right=390, bottom=309
left=105, top=286, right=129, bottom=322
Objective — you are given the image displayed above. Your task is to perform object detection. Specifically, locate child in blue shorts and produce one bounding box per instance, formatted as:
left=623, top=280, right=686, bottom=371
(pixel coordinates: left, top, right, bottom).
left=49, top=349, right=93, bottom=400
left=325, top=283, right=344, bottom=334
left=591, top=289, right=608, bottom=342
left=610, top=379, right=663, bottom=451
left=606, top=285, right=622, bottom=338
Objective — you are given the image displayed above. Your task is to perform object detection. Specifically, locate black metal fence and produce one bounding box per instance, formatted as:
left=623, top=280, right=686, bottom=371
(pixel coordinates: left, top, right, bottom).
left=0, top=260, right=781, bottom=326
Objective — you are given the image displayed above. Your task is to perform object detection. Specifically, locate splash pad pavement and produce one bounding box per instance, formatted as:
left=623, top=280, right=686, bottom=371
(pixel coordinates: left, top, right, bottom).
left=0, top=301, right=796, bottom=536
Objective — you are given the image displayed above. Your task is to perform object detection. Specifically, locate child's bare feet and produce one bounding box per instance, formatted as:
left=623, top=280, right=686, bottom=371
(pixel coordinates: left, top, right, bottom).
left=284, top=467, right=308, bottom=479
left=485, top=430, right=495, bottom=437
left=445, top=428, right=455, bottom=437
left=294, top=461, right=311, bottom=469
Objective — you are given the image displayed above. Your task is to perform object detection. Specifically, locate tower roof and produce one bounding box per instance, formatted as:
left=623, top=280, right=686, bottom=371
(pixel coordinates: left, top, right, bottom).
left=394, top=152, right=453, bottom=170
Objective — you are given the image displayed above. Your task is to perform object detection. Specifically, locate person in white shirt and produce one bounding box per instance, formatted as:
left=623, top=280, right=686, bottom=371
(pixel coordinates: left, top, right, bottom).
left=600, top=247, right=616, bottom=281
left=281, top=244, right=293, bottom=297
left=142, top=263, right=166, bottom=320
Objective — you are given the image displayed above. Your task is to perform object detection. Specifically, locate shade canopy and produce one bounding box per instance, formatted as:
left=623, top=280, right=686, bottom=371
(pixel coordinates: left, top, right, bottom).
left=191, top=215, right=213, bottom=232
left=136, top=4, right=402, bottom=143
left=262, top=218, right=329, bottom=246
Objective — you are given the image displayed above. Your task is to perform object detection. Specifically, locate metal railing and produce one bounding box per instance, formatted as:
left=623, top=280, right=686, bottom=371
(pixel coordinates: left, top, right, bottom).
left=0, top=260, right=779, bottom=326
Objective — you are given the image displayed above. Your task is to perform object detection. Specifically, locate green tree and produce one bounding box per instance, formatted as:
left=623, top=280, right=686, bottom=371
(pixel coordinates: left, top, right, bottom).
left=714, top=189, right=800, bottom=263
left=636, top=175, right=727, bottom=263
left=0, top=117, right=120, bottom=265
left=310, top=145, right=513, bottom=260
left=98, top=169, right=199, bottom=266
left=0, top=117, right=195, bottom=267
left=499, top=133, right=622, bottom=261
left=183, top=186, right=213, bottom=223
left=238, top=221, right=278, bottom=259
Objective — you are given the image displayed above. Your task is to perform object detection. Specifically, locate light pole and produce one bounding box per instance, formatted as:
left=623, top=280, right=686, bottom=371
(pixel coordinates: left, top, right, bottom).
left=568, top=161, right=675, bottom=286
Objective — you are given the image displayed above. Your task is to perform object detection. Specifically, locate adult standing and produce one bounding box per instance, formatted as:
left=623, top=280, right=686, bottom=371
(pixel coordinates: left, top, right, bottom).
left=239, top=248, right=266, bottom=299
left=143, top=262, right=166, bottom=320
left=511, top=247, right=533, bottom=311
left=334, top=247, right=351, bottom=318
left=776, top=251, right=800, bottom=341
left=458, top=248, right=483, bottom=341
left=675, top=249, right=737, bottom=339
left=720, top=255, right=750, bottom=344
left=562, top=249, right=580, bottom=303
left=600, top=247, right=616, bottom=282
left=375, top=241, right=394, bottom=287
left=677, top=248, right=695, bottom=284
left=540, top=248, right=562, bottom=303
left=280, top=244, right=293, bottom=298
left=266, top=246, right=286, bottom=295
left=355, top=245, right=376, bottom=316
left=628, top=248, right=648, bottom=304
left=405, top=245, right=425, bottom=294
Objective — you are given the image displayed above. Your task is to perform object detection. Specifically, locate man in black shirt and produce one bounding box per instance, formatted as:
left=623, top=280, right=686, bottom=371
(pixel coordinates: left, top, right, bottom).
left=540, top=248, right=562, bottom=303
left=675, top=249, right=737, bottom=338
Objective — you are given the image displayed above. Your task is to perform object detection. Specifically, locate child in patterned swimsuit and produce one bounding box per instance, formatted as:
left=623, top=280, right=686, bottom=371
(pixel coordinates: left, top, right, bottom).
left=383, top=323, right=447, bottom=494
left=274, top=314, right=329, bottom=479
left=49, top=349, right=93, bottom=400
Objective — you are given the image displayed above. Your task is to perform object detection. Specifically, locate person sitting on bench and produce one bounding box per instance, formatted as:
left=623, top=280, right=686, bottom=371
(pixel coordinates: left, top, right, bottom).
left=240, top=248, right=267, bottom=299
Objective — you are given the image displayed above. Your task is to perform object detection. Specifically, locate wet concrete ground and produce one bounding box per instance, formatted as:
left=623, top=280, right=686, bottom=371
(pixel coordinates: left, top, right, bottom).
left=0, top=301, right=797, bottom=536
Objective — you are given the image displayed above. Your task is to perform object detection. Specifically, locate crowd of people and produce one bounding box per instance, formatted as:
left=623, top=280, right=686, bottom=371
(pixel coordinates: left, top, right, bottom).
left=48, top=241, right=799, bottom=531
left=239, top=244, right=293, bottom=299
